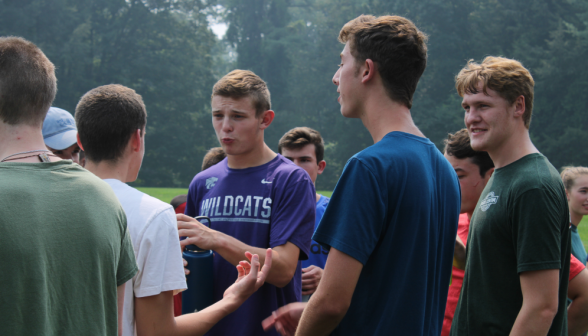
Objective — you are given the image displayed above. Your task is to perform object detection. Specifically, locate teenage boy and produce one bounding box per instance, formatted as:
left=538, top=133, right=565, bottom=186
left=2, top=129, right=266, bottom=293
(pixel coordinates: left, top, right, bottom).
left=0, top=37, right=137, bottom=336
left=177, top=70, right=315, bottom=336
left=42, top=106, right=81, bottom=163
left=263, top=15, right=460, bottom=336
left=442, top=129, right=588, bottom=336
left=278, top=127, right=329, bottom=299
left=450, top=57, right=571, bottom=336
left=76, top=84, right=273, bottom=336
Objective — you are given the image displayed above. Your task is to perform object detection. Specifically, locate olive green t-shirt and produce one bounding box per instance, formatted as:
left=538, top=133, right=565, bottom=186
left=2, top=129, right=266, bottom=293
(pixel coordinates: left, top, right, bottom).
left=0, top=161, right=138, bottom=335
left=450, top=153, right=570, bottom=336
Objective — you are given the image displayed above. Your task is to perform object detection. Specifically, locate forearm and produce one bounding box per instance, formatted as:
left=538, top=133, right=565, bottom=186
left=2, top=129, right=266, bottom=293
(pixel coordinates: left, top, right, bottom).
left=453, top=236, right=466, bottom=270
left=295, top=295, right=346, bottom=336
left=174, top=296, right=241, bottom=336
left=214, top=233, right=295, bottom=287
left=510, top=305, right=557, bottom=336
left=568, top=297, right=588, bottom=336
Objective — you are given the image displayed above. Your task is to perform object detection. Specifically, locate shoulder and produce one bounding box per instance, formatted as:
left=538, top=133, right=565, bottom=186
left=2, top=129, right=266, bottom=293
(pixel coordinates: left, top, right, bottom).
left=270, top=154, right=313, bottom=185
left=189, top=159, right=227, bottom=189
left=507, top=154, right=564, bottom=195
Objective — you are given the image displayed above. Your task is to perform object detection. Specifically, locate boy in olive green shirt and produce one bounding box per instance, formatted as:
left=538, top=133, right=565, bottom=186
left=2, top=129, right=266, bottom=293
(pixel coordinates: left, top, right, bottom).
left=450, top=57, right=570, bottom=336
left=0, top=36, right=137, bottom=336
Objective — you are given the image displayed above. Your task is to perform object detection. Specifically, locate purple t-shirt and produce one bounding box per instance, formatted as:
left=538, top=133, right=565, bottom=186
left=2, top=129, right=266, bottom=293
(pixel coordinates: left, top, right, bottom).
left=185, top=154, right=315, bottom=336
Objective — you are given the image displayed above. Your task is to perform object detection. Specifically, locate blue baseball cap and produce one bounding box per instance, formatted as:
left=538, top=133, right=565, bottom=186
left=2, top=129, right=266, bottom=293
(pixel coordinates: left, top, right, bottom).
left=42, top=107, right=78, bottom=150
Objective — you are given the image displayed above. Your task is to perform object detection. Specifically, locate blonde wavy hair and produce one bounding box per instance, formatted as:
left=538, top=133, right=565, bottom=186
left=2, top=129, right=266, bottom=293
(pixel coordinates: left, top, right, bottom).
left=455, top=56, right=534, bottom=129
left=561, top=166, right=588, bottom=191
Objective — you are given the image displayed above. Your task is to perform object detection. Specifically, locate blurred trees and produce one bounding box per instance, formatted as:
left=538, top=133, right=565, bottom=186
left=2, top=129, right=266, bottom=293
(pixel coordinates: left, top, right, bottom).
left=2, top=0, right=587, bottom=189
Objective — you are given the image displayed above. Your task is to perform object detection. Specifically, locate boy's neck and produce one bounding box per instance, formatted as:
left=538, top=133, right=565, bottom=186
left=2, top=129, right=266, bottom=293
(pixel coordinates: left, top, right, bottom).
left=359, top=94, right=424, bottom=144
left=0, top=123, right=58, bottom=162
left=227, top=143, right=277, bottom=169
left=86, top=158, right=133, bottom=183
left=488, top=127, right=538, bottom=169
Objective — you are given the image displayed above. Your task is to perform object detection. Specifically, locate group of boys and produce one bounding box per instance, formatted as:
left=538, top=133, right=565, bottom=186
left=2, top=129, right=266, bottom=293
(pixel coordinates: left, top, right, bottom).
left=0, top=12, right=583, bottom=336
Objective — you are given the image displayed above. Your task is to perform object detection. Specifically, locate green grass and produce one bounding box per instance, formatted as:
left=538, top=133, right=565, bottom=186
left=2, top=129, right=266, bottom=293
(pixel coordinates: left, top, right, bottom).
left=137, top=187, right=333, bottom=204
left=137, top=187, right=189, bottom=204
left=577, top=216, right=588, bottom=251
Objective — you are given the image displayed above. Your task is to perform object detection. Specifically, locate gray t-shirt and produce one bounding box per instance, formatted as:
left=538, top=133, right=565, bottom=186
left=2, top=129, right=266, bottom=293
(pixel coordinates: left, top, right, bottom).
left=0, top=160, right=138, bottom=335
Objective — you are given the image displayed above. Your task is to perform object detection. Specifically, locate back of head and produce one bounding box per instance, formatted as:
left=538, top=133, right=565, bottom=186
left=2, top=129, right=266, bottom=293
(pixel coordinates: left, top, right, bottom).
left=211, top=70, right=271, bottom=117
left=75, top=84, right=146, bottom=163
left=0, top=37, right=57, bottom=126
left=561, top=166, right=588, bottom=191
left=455, top=56, right=535, bottom=129
left=278, top=127, right=325, bottom=162
left=444, top=128, right=494, bottom=177
left=338, top=15, right=428, bottom=109
left=201, top=147, right=226, bottom=171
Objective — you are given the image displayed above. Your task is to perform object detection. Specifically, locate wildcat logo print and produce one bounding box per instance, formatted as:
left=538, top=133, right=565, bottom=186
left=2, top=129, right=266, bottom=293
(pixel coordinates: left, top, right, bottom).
left=480, top=191, right=499, bottom=211
left=206, top=177, right=218, bottom=190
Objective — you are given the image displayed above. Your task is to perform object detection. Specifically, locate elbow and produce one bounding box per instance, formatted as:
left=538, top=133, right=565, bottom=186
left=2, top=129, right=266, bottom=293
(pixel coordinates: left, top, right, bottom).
left=538, top=301, right=559, bottom=321
left=269, top=268, right=296, bottom=288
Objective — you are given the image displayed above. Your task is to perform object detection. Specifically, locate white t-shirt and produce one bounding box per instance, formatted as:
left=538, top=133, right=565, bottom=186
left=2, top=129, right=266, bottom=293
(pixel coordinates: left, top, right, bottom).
left=104, top=179, right=187, bottom=336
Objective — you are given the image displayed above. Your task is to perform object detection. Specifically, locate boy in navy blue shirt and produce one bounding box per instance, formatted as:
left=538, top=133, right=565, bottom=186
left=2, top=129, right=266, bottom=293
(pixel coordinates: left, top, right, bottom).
left=263, top=15, right=460, bottom=336
left=278, top=127, right=330, bottom=300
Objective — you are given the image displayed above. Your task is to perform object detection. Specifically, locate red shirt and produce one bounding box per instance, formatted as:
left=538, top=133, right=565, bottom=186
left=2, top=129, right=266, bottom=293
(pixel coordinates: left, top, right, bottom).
left=441, top=213, right=585, bottom=336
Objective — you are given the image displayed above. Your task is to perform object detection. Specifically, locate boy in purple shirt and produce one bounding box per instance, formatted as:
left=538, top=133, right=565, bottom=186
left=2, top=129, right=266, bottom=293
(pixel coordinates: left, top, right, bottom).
left=178, top=70, right=315, bottom=336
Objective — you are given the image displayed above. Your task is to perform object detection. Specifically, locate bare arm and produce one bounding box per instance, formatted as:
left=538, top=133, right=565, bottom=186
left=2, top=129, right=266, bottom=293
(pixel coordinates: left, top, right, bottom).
left=510, top=269, right=559, bottom=336
left=567, top=269, right=588, bottom=336
left=117, top=284, right=125, bottom=336
left=135, top=249, right=272, bottom=336
left=295, top=248, right=363, bottom=336
left=177, top=214, right=299, bottom=288
left=453, top=235, right=466, bottom=270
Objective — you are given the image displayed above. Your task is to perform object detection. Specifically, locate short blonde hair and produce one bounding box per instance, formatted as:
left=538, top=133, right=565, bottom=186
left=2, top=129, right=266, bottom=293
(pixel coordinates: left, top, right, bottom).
left=455, top=57, right=534, bottom=128
left=212, top=70, right=270, bottom=117
left=561, top=166, right=588, bottom=191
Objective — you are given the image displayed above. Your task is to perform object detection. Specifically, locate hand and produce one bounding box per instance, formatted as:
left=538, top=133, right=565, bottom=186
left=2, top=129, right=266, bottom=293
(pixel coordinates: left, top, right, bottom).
left=224, top=248, right=273, bottom=304
left=177, top=213, right=218, bottom=251
left=183, top=258, right=189, bottom=275
left=262, top=302, right=307, bottom=336
left=301, top=265, right=323, bottom=295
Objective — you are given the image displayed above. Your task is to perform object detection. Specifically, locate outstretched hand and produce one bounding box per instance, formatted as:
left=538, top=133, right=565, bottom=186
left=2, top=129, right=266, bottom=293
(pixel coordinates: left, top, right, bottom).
left=224, top=248, right=273, bottom=304
left=261, top=302, right=307, bottom=336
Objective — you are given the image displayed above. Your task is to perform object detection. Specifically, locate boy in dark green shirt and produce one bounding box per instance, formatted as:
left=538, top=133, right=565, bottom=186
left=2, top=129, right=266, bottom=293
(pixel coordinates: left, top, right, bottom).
left=450, top=57, right=571, bottom=336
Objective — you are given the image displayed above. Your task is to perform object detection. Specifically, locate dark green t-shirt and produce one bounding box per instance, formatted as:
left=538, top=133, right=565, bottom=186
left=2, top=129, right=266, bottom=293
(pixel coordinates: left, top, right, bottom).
left=450, top=153, right=570, bottom=336
left=0, top=161, right=138, bottom=335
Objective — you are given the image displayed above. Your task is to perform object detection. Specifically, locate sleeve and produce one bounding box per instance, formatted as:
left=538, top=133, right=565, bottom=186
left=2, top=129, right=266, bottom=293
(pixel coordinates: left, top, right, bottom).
left=269, top=173, right=316, bottom=260
left=512, top=188, right=563, bottom=273
left=185, top=182, right=199, bottom=217
left=133, top=208, right=188, bottom=297
left=116, top=214, right=139, bottom=286
left=569, top=254, right=585, bottom=281
left=313, top=158, right=386, bottom=265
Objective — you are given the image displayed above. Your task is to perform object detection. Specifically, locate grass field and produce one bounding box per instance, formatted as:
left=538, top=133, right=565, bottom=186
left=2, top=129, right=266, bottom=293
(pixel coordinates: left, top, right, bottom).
left=137, top=187, right=333, bottom=204
left=137, top=187, right=588, bottom=250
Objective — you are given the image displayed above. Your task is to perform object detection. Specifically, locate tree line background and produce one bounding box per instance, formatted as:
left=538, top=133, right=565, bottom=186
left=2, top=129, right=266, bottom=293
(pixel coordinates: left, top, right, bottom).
left=2, top=0, right=587, bottom=190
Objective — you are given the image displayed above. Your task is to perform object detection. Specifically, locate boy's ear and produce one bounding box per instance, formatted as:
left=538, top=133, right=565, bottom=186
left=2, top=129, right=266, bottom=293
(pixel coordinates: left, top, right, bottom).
left=259, top=110, right=275, bottom=130
left=76, top=133, right=85, bottom=151
left=131, top=129, right=142, bottom=152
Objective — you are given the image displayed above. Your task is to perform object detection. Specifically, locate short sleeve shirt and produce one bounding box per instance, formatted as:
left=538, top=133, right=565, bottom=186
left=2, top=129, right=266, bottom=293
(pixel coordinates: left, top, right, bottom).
left=450, top=153, right=571, bottom=336
left=313, top=132, right=461, bottom=336
left=185, top=155, right=315, bottom=336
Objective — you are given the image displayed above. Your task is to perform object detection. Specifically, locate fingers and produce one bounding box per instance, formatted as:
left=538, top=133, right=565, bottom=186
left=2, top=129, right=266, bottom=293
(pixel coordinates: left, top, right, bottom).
left=247, top=254, right=260, bottom=279
left=302, top=265, right=315, bottom=273
left=239, top=260, right=252, bottom=275
left=261, top=314, right=276, bottom=331
left=261, top=248, right=273, bottom=273
left=236, top=264, right=245, bottom=278
left=183, top=258, right=190, bottom=275
left=244, top=251, right=253, bottom=262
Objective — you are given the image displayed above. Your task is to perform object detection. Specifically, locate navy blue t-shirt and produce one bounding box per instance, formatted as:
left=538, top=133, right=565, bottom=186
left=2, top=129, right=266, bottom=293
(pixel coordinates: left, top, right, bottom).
left=301, top=195, right=330, bottom=269
left=313, top=132, right=460, bottom=336
left=185, top=154, right=315, bottom=336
